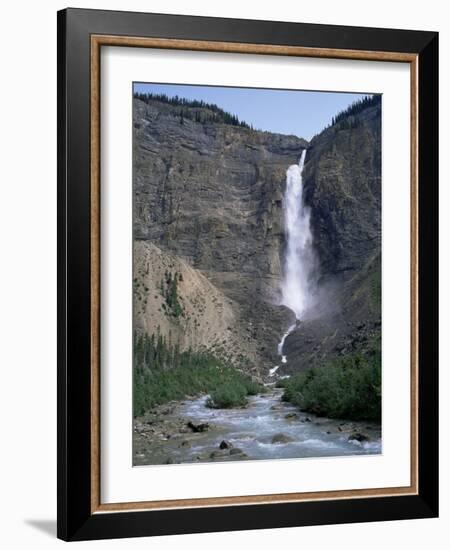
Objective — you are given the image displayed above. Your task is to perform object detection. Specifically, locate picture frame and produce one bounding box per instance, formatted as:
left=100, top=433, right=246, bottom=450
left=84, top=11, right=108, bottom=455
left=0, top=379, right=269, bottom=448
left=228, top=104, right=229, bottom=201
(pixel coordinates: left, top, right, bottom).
left=57, top=7, right=438, bottom=541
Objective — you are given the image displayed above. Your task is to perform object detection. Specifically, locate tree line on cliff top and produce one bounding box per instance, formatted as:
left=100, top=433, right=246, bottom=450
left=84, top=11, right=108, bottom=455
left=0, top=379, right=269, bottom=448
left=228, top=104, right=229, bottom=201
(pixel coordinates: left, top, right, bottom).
left=134, top=91, right=252, bottom=129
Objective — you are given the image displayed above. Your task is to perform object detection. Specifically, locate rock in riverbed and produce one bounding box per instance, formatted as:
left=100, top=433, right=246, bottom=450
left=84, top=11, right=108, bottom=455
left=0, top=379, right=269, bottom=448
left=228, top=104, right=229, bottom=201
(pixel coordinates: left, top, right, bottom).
left=270, top=404, right=284, bottom=411
left=187, top=421, right=210, bottom=433
left=210, top=449, right=230, bottom=459
left=348, top=432, right=370, bottom=443
left=271, top=433, right=295, bottom=444
left=230, top=448, right=245, bottom=456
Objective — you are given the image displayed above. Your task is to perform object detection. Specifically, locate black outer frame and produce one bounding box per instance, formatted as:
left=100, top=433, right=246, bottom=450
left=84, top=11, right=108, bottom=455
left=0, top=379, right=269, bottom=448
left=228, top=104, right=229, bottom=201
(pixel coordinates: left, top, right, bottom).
left=57, top=7, right=439, bottom=542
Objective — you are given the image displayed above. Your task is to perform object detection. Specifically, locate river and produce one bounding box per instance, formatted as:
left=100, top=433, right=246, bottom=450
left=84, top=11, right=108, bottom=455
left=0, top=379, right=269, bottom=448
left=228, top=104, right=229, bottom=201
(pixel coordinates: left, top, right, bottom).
left=133, top=388, right=381, bottom=466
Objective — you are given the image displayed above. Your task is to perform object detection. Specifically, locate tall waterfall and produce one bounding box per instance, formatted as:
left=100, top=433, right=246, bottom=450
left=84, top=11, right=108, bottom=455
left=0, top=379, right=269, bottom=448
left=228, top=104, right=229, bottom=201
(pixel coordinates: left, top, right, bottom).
left=277, top=149, right=315, bottom=365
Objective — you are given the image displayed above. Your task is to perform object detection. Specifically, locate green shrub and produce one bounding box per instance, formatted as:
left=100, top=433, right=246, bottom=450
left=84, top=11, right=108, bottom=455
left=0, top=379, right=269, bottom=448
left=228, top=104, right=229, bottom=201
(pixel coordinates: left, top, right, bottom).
left=242, top=377, right=264, bottom=396
left=206, top=373, right=266, bottom=409
left=281, top=349, right=381, bottom=421
left=206, top=382, right=248, bottom=409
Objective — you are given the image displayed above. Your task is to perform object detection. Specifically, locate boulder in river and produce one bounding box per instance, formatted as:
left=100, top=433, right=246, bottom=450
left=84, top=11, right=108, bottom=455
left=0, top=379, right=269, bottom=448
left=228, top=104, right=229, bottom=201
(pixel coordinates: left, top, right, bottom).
left=270, top=404, right=284, bottom=411
left=348, top=432, right=370, bottom=443
left=209, top=449, right=231, bottom=460
left=284, top=412, right=298, bottom=420
left=219, top=440, right=233, bottom=450
left=187, top=421, right=210, bottom=433
left=229, top=448, right=245, bottom=456
left=271, top=433, right=295, bottom=444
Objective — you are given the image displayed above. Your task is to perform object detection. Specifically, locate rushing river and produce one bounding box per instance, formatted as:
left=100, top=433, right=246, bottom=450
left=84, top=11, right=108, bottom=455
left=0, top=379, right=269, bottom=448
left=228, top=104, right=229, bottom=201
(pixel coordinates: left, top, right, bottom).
left=136, top=388, right=382, bottom=465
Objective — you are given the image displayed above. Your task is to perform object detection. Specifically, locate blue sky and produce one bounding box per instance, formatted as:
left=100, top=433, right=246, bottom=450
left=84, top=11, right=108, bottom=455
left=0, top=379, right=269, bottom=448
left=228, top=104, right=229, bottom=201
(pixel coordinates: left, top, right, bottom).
left=134, top=82, right=373, bottom=141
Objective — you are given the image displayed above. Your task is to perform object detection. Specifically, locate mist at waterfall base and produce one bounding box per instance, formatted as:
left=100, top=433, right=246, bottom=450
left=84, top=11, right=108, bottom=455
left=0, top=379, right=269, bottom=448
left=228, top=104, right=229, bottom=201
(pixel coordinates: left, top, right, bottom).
left=276, top=149, right=317, bottom=367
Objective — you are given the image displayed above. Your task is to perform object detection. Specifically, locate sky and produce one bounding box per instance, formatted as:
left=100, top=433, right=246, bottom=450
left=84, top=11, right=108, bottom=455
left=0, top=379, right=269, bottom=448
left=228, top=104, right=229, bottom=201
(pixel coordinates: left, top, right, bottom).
left=134, top=82, right=373, bottom=141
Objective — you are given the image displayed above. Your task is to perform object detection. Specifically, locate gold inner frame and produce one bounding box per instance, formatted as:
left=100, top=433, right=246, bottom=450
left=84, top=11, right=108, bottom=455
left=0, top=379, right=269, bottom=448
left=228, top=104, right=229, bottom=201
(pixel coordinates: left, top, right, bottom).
left=90, top=35, right=419, bottom=514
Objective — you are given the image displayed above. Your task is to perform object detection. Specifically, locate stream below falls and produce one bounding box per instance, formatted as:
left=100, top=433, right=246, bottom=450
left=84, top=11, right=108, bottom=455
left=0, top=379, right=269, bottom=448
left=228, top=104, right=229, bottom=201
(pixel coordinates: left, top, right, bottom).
left=133, top=388, right=381, bottom=466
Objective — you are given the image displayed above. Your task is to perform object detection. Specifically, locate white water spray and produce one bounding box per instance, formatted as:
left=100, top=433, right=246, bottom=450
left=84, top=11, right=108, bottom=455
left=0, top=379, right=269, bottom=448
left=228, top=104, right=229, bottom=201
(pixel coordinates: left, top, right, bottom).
left=277, top=149, right=315, bottom=364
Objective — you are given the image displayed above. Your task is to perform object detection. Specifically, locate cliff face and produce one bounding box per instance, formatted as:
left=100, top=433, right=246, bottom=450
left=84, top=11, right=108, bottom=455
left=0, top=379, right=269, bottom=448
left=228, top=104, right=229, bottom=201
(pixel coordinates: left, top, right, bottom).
left=303, top=102, right=381, bottom=280
left=133, top=95, right=382, bottom=376
left=133, top=97, right=307, bottom=371
left=134, top=98, right=307, bottom=279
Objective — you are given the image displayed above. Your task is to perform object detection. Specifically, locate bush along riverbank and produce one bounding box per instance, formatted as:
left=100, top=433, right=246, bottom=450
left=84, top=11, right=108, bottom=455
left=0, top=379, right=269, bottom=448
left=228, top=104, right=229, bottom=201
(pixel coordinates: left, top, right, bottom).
left=279, top=344, right=381, bottom=422
left=133, top=331, right=265, bottom=417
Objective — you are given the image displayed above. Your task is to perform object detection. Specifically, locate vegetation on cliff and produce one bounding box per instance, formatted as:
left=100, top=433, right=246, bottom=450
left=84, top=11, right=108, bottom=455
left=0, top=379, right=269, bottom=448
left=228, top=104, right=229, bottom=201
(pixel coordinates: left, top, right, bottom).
left=133, top=332, right=264, bottom=416
left=161, top=270, right=184, bottom=318
left=330, top=94, right=381, bottom=128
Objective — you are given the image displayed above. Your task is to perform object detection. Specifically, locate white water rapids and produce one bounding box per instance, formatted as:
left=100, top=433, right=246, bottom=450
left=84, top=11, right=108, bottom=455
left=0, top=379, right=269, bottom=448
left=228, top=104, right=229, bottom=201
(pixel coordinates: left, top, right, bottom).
left=276, top=149, right=316, bottom=368
left=138, top=391, right=381, bottom=464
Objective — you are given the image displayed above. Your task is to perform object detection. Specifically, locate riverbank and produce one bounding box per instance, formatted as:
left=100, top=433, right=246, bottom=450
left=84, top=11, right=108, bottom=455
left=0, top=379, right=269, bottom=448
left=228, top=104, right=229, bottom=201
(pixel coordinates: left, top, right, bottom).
left=133, top=388, right=381, bottom=466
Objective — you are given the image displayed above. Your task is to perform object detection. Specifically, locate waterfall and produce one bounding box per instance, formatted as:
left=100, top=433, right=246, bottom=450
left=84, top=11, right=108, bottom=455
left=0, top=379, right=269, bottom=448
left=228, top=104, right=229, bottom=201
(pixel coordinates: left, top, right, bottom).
left=277, top=323, right=297, bottom=364
left=277, top=149, right=315, bottom=365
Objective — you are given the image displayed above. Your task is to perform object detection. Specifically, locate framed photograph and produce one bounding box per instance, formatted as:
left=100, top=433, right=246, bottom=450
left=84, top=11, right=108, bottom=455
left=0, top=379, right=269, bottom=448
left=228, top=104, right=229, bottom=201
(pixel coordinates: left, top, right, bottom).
left=57, top=8, right=438, bottom=541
